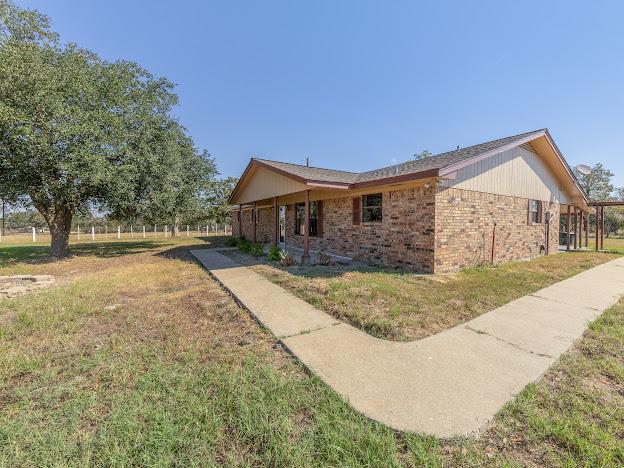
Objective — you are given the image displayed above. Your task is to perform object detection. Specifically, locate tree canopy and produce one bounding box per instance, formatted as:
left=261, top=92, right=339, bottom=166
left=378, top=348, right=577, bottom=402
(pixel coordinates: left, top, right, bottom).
left=0, top=0, right=219, bottom=257
left=573, top=163, right=614, bottom=201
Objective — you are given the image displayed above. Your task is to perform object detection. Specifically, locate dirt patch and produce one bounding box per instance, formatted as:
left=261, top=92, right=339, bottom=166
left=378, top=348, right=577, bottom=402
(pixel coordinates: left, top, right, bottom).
left=0, top=275, right=55, bottom=298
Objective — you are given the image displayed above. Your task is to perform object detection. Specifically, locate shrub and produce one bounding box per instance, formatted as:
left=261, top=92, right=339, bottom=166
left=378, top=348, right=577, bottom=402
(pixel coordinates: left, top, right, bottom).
left=237, top=237, right=251, bottom=253
left=279, top=250, right=296, bottom=267
left=249, top=243, right=264, bottom=257
left=316, top=241, right=331, bottom=266
left=267, top=245, right=281, bottom=262
left=225, top=236, right=238, bottom=247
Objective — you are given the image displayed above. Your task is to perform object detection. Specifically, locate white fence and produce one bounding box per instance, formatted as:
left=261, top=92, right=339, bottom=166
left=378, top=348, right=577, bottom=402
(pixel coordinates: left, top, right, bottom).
left=0, top=224, right=231, bottom=243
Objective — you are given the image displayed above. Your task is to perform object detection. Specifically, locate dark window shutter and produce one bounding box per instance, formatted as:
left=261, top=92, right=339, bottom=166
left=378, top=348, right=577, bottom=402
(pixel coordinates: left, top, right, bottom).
left=352, top=197, right=361, bottom=225
left=317, top=200, right=324, bottom=237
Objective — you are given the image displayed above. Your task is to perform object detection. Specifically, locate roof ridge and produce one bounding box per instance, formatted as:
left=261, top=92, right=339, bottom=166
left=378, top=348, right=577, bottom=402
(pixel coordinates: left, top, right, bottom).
left=253, top=157, right=359, bottom=175
left=357, top=128, right=546, bottom=177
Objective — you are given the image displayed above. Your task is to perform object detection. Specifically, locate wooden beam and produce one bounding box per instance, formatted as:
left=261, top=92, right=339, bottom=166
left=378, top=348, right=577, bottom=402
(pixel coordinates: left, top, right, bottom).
left=566, top=205, right=571, bottom=252
left=595, top=204, right=599, bottom=251
left=585, top=213, right=588, bottom=248
left=302, top=190, right=310, bottom=263
left=573, top=206, right=578, bottom=250
left=600, top=205, right=605, bottom=250
left=579, top=211, right=583, bottom=248
left=273, top=197, right=278, bottom=246
left=252, top=201, right=257, bottom=243
left=239, top=204, right=243, bottom=240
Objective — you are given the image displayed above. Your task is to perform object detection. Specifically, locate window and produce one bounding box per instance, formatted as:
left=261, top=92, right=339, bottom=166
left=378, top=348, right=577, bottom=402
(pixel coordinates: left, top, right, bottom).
left=529, top=200, right=542, bottom=224
left=295, top=201, right=318, bottom=236
left=362, top=193, right=383, bottom=222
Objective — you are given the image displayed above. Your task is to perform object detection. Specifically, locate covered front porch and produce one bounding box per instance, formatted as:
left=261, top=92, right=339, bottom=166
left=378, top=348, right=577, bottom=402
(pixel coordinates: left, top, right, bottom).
left=560, top=203, right=594, bottom=251
left=233, top=190, right=321, bottom=264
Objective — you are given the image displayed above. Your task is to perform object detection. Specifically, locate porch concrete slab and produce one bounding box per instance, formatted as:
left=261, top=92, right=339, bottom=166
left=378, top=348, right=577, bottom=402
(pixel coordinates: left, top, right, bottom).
left=191, top=249, right=339, bottom=338
left=192, top=249, right=624, bottom=438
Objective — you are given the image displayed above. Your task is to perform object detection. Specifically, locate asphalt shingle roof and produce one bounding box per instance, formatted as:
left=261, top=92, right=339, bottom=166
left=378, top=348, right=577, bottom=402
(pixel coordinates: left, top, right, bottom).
left=254, top=129, right=545, bottom=186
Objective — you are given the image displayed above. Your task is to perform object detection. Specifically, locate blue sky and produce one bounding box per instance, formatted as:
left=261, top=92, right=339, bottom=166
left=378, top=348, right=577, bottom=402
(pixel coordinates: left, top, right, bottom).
left=18, top=0, right=624, bottom=188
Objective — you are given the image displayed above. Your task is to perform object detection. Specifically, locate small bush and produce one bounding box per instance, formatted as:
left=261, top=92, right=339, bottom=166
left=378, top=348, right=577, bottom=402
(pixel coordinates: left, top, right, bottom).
left=225, top=236, right=238, bottom=247
left=237, top=237, right=251, bottom=253
left=267, top=245, right=281, bottom=261
left=279, top=250, right=296, bottom=267
left=249, top=243, right=264, bottom=257
left=316, top=241, right=332, bottom=266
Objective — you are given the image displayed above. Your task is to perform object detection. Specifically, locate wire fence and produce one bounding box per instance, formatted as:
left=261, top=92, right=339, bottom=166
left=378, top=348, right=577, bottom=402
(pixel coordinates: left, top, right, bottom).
left=0, top=224, right=232, bottom=244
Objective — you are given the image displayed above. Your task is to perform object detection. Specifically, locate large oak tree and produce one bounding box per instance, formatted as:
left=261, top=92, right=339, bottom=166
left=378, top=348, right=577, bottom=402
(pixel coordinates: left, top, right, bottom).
left=0, top=1, right=216, bottom=257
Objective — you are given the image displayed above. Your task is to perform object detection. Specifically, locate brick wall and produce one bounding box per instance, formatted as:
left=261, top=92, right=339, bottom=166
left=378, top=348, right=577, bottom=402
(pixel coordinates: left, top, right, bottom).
left=231, top=207, right=275, bottom=243
left=434, top=187, right=560, bottom=273
left=284, top=186, right=436, bottom=272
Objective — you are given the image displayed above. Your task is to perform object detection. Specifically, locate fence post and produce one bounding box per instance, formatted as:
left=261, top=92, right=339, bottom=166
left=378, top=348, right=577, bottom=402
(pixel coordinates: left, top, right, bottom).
left=164, top=225, right=167, bottom=237
left=131, top=225, right=134, bottom=238
left=197, top=224, right=200, bottom=235
left=154, top=225, right=157, bottom=237
left=77, top=225, right=80, bottom=240
left=32, top=227, right=36, bottom=242
left=143, top=226, right=146, bottom=238
left=187, top=225, right=189, bottom=237
left=117, top=226, right=121, bottom=239
left=91, top=226, right=95, bottom=240
left=105, top=225, right=108, bottom=238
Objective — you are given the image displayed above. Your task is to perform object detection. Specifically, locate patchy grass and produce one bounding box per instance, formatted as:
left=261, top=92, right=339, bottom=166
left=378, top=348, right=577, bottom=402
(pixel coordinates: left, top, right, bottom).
left=1, top=239, right=623, bottom=466
left=588, top=235, right=624, bottom=254
left=227, top=250, right=620, bottom=341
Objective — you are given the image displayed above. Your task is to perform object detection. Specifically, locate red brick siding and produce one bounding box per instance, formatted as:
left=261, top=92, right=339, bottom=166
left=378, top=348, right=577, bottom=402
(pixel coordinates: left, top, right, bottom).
left=231, top=207, right=275, bottom=243
left=434, top=187, right=560, bottom=273
left=284, top=186, right=436, bottom=272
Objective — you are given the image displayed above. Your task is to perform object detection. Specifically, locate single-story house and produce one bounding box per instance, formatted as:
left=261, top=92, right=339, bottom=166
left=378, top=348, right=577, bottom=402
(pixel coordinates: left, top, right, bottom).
left=228, top=129, right=591, bottom=273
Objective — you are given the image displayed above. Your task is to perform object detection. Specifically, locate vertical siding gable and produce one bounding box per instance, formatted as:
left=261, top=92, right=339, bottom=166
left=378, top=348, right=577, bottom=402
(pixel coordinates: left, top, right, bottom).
left=445, top=146, right=569, bottom=203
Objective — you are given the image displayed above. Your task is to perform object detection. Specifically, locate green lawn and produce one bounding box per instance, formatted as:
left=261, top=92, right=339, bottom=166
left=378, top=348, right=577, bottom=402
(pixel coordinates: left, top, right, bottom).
left=228, top=250, right=619, bottom=341
left=1, top=238, right=623, bottom=466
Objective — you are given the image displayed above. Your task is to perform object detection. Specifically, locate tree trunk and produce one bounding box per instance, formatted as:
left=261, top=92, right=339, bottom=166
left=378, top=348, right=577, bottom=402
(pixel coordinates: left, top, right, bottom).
left=48, top=210, right=73, bottom=259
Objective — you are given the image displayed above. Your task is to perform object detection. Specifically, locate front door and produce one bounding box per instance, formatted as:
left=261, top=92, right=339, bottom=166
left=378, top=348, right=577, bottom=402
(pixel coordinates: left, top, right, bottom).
left=278, top=205, right=286, bottom=245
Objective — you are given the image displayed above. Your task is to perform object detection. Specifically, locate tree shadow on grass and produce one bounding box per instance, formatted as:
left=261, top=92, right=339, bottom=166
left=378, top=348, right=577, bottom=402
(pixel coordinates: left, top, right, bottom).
left=156, top=236, right=231, bottom=263
left=0, top=241, right=166, bottom=267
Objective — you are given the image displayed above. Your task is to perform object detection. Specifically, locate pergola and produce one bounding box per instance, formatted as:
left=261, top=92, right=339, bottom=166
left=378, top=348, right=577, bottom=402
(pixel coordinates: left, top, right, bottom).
left=587, top=200, right=624, bottom=251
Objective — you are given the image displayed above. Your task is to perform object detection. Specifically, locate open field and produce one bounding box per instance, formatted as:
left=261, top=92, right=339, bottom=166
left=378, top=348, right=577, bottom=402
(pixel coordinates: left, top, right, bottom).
left=587, top=235, right=624, bottom=254
left=1, top=238, right=623, bottom=466
left=227, top=250, right=619, bottom=341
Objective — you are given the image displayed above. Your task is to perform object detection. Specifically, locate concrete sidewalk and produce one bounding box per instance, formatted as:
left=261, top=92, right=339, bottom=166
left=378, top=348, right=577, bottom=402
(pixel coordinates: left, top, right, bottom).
left=192, top=249, right=624, bottom=438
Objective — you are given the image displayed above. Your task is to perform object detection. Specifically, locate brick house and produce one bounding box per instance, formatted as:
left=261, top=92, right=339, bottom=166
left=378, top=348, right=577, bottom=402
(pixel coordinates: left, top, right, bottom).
left=228, top=129, right=591, bottom=273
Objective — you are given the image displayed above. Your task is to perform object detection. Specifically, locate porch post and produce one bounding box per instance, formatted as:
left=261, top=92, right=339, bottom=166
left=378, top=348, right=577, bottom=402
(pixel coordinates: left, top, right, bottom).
left=600, top=205, right=605, bottom=250
left=566, top=205, right=571, bottom=251
left=302, top=190, right=310, bottom=264
left=578, top=211, right=583, bottom=248
left=573, top=206, right=578, bottom=250
left=595, top=204, right=599, bottom=251
left=585, top=213, right=588, bottom=248
left=273, top=196, right=278, bottom=246
left=252, top=201, right=257, bottom=243
left=239, top=204, right=243, bottom=240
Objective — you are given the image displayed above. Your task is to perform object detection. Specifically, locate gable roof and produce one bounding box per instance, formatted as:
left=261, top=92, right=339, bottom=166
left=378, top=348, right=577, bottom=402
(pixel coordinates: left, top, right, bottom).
left=229, top=129, right=589, bottom=204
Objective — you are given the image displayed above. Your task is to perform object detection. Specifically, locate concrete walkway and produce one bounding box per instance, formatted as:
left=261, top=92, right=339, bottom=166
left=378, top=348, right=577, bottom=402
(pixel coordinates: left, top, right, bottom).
left=192, top=249, right=624, bottom=438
